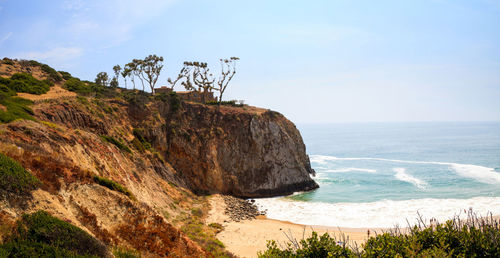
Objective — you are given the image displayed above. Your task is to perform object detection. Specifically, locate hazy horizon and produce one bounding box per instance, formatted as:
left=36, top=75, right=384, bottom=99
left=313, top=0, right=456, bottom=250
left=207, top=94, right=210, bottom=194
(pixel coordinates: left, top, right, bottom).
left=1, top=0, right=499, bottom=123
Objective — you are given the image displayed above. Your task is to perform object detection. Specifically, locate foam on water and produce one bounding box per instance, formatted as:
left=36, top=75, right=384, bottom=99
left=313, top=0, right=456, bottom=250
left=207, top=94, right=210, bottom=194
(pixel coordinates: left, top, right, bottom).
left=255, top=196, right=500, bottom=228
left=310, top=155, right=500, bottom=185
left=393, top=168, right=428, bottom=189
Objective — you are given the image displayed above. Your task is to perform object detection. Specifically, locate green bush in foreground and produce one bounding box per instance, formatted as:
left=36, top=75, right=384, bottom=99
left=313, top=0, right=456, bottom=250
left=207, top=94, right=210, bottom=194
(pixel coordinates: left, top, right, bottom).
left=0, top=210, right=107, bottom=257
left=259, top=232, right=353, bottom=258
left=259, top=214, right=500, bottom=257
left=0, top=153, right=40, bottom=196
left=93, top=175, right=134, bottom=199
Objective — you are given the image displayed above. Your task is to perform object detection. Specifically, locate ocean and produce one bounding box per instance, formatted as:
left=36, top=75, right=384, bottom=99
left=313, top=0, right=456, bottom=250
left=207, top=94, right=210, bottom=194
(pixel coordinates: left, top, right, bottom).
left=254, top=122, right=500, bottom=228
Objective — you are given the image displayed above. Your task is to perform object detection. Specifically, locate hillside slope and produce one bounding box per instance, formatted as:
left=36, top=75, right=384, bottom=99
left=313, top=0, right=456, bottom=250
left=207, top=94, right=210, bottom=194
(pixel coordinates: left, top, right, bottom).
left=0, top=58, right=317, bottom=256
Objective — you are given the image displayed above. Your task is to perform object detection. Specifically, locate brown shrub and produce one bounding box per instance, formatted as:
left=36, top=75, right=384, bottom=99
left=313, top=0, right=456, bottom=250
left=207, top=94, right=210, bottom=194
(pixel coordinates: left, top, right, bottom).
left=19, top=152, right=92, bottom=193
left=74, top=204, right=117, bottom=245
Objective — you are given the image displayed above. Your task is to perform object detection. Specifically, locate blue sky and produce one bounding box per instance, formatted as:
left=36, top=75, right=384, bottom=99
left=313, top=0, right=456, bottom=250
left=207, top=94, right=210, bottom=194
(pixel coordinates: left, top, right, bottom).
left=1, top=0, right=499, bottom=122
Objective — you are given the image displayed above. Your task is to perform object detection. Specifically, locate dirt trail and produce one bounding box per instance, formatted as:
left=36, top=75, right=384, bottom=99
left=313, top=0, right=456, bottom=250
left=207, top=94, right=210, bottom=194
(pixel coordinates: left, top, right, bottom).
left=17, top=84, right=77, bottom=102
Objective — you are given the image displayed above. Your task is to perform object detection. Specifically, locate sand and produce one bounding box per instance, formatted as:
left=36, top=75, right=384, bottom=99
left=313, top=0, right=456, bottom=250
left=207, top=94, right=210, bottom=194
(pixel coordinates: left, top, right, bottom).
left=206, top=195, right=378, bottom=258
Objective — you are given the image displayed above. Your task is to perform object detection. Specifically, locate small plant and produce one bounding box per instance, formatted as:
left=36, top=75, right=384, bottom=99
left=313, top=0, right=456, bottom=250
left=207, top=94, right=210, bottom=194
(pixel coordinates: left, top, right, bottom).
left=40, top=120, right=59, bottom=129
left=206, top=100, right=243, bottom=107
left=76, top=95, right=89, bottom=105
left=93, top=175, right=134, bottom=199
left=100, top=135, right=132, bottom=153
left=208, top=223, right=224, bottom=233
left=0, top=210, right=108, bottom=257
left=191, top=208, right=203, bottom=218
left=113, top=246, right=141, bottom=258
left=132, top=128, right=151, bottom=152
left=0, top=153, right=40, bottom=196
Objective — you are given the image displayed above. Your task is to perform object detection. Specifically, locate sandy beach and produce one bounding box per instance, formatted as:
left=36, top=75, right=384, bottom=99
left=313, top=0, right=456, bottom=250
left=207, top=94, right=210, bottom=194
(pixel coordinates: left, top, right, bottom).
left=206, top=195, right=380, bottom=258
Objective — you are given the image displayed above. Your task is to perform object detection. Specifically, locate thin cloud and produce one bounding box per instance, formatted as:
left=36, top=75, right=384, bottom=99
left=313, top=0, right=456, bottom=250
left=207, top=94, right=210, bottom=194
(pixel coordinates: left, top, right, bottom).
left=0, top=32, right=12, bottom=46
left=61, top=0, right=177, bottom=47
left=16, top=47, right=83, bottom=63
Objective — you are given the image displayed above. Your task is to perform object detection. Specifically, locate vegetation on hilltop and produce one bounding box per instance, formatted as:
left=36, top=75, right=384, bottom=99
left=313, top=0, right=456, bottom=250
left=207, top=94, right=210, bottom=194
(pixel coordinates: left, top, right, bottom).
left=0, top=73, right=52, bottom=95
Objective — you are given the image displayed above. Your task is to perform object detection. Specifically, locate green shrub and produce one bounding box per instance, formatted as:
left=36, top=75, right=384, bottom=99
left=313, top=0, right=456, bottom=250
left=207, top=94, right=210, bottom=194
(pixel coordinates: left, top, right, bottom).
left=113, top=247, right=141, bottom=258
left=24, top=60, right=62, bottom=82
left=259, top=215, right=500, bottom=257
left=2, top=58, right=14, bottom=65
left=132, top=128, right=151, bottom=152
left=0, top=210, right=107, bottom=257
left=77, top=95, right=89, bottom=105
left=169, top=91, right=180, bottom=112
left=206, top=100, right=243, bottom=107
left=0, top=240, right=96, bottom=257
left=1, top=73, right=52, bottom=95
left=59, top=71, right=73, bottom=80
left=64, top=78, right=115, bottom=98
left=0, top=83, right=15, bottom=98
left=0, top=153, right=40, bottom=196
left=64, top=78, right=93, bottom=94
left=0, top=96, right=35, bottom=123
left=100, top=135, right=132, bottom=153
left=154, top=92, right=180, bottom=112
left=93, top=175, right=134, bottom=199
left=363, top=217, right=500, bottom=257
left=180, top=218, right=232, bottom=257
left=259, top=232, right=354, bottom=258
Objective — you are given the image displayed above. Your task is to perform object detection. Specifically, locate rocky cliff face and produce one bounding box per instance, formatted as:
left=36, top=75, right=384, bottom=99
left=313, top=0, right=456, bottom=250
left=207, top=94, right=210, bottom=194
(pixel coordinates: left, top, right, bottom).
left=0, top=68, right=318, bottom=256
left=163, top=103, right=318, bottom=197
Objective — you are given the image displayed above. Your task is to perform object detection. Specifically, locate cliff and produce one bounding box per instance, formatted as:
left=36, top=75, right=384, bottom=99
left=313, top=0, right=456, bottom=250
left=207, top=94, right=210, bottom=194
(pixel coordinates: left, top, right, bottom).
left=164, top=103, right=318, bottom=197
left=0, top=58, right=318, bottom=256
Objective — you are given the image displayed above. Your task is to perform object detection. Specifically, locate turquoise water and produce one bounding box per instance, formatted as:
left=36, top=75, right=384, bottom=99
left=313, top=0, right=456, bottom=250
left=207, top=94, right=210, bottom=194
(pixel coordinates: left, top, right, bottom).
left=255, top=122, right=500, bottom=227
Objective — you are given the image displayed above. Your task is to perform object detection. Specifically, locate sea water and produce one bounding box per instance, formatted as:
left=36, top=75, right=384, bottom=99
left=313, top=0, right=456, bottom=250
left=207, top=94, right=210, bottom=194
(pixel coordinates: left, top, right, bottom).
left=254, top=122, right=500, bottom=228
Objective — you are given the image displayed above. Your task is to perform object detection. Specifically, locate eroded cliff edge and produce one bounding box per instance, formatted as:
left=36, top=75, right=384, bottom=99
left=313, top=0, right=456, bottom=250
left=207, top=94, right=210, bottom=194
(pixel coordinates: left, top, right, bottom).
left=30, top=91, right=319, bottom=198
left=0, top=60, right=317, bottom=256
left=163, top=102, right=319, bottom=197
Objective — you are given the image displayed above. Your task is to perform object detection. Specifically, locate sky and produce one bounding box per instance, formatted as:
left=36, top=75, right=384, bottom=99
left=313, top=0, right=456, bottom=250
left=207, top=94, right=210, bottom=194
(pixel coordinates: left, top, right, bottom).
left=0, top=0, right=499, bottom=123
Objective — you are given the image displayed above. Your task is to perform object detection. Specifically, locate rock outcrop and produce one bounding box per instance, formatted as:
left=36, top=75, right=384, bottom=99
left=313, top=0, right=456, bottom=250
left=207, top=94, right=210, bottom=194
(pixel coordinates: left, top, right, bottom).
left=164, top=102, right=319, bottom=197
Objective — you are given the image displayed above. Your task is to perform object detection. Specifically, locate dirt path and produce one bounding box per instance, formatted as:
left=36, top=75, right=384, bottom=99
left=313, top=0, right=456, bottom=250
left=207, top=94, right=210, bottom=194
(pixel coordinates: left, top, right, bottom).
left=17, top=84, right=77, bottom=102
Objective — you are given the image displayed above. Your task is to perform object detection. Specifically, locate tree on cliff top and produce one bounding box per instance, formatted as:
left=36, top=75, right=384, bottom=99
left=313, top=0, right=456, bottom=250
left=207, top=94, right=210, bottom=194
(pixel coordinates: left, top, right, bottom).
left=95, top=72, right=109, bottom=87
left=181, top=61, right=215, bottom=103
left=124, top=62, right=138, bottom=90
left=215, top=57, right=239, bottom=106
left=131, top=59, right=145, bottom=91
left=138, top=54, right=163, bottom=94
left=112, top=65, right=121, bottom=88
left=166, top=66, right=187, bottom=90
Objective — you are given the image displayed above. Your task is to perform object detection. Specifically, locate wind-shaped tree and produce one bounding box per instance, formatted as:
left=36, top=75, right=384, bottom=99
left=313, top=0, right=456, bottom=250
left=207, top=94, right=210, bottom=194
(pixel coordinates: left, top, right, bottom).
left=139, top=55, right=163, bottom=94
left=216, top=57, right=239, bottom=106
left=181, top=61, right=215, bottom=103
